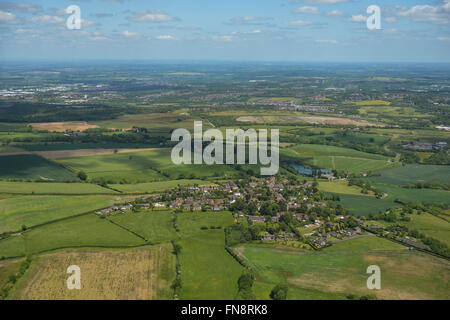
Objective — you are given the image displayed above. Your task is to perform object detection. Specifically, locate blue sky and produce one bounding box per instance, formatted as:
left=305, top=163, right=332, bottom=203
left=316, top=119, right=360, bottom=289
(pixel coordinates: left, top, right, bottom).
left=0, top=0, right=449, bottom=62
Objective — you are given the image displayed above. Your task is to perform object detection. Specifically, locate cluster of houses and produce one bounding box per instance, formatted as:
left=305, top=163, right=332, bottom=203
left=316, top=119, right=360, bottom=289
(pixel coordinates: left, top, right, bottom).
left=402, top=141, right=447, bottom=151
left=92, top=176, right=373, bottom=249
left=95, top=204, right=133, bottom=215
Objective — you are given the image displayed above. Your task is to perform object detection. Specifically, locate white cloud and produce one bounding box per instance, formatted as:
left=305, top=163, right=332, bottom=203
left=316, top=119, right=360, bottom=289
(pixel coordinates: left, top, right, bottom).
left=285, top=20, right=313, bottom=27
left=315, top=39, right=338, bottom=44
left=228, top=16, right=272, bottom=25
left=437, top=36, right=450, bottom=41
left=14, top=28, right=40, bottom=34
left=0, top=2, right=42, bottom=14
left=349, top=15, right=367, bottom=23
left=128, top=10, right=177, bottom=23
left=0, top=10, right=20, bottom=24
left=294, top=6, right=320, bottom=14
left=29, top=15, right=65, bottom=24
left=398, top=1, right=450, bottom=25
left=123, top=30, right=137, bottom=37
left=327, top=10, right=344, bottom=17
left=156, top=35, right=176, bottom=40
left=212, top=35, right=233, bottom=41
left=90, top=32, right=109, bottom=41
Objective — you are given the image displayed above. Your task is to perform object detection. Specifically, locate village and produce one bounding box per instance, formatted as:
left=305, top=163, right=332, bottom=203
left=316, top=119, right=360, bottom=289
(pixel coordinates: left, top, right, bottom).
left=96, top=176, right=367, bottom=249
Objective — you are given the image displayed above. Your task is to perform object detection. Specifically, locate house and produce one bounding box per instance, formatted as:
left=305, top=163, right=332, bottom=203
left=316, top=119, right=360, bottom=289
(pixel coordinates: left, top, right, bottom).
left=248, top=215, right=265, bottom=223
left=261, top=234, right=276, bottom=241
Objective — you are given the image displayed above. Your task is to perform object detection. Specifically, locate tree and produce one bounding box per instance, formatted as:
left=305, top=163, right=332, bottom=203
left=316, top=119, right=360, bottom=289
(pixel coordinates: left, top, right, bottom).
left=270, top=284, right=288, bottom=300
left=237, top=272, right=254, bottom=292
left=77, top=170, right=87, bottom=181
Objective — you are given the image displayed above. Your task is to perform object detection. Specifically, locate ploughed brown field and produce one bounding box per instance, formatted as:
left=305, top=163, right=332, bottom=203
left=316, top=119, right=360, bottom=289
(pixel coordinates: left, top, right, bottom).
left=28, top=122, right=99, bottom=132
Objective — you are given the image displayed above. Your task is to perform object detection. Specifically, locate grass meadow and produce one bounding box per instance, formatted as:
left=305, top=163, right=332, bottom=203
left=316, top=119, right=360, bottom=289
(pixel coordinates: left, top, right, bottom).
left=109, top=210, right=178, bottom=242
left=239, top=236, right=450, bottom=300
left=177, top=211, right=243, bottom=299
left=0, top=195, right=119, bottom=233
left=0, top=236, right=25, bottom=259
left=0, top=181, right=118, bottom=195
left=109, top=179, right=210, bottom=194
left=329, top=193, right=400, bottom=217
left=22, top=214, right=146, bottom=254
left=0, top=154, right=77, bottom=181
left=282, top=144, right=393, bottom=173
left=369, top=164, right=450, bottom=185
left=58, top=148, right=239, bottom=183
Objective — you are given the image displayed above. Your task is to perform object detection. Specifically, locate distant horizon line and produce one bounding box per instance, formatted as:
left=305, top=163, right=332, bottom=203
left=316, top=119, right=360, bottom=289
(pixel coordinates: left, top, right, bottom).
left=1, top=59, right=450, bottom=65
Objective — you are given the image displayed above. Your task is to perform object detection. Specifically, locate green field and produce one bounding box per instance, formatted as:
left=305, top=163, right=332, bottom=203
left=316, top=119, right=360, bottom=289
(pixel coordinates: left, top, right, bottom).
left=239, top=236, right=450, bottom=299
left=109, top=210, right=178, bottom=242
left=58, top=148, right=238, bottom=183
left=330, top=193, right=400, bottom=216
left=283, top=144, right=393, bottom=173
left=399, top=213, right=450, bottom=247
left=370, top=165, right=450, bottom=185
left=94, top=113, right=212, bottom=133
left=0, top=181, right=117, bottom=195
left=22, top=214, right=146, bottom=254
left=17, top=143, right=156, bottom=152
left=109, top=179, right=209, bottom=194
left=0, top=237, right=25, bottom=259
left=374, top=183, right=450, bottom=204
left=0, top=259, right=22, bottom=290
left=177, top=211, right=235, bottom=239
left=0, top=154, right=77, bottom=181
left=176, top=211, right=243, bottom=299
left=318, top=181, right=371, bottom=196
left=0, top=195, right=119, bottom=233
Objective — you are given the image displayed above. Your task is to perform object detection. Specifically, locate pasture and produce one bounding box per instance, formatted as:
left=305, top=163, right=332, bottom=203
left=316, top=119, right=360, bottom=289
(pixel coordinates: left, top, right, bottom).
left=0, top=260, right=22, bottom=290
left=179, top=230, right=243, bottom=299
left=374, top=183, right=450, bottom=204
left=0, top=154, right=77, bottom=181
left=10, top=245, right=175, bottom=300
left=0, top=237, right=25, bottom=259
left=331, top=194, right=400, bottom=216
left=94, top=112, right=212, bottom=133
left=58, top=148, right=239, bottom=183
left=22, top=214, right=146, bottom=254
left=399, top=213, right=450, bottom=247
left=109, top=179, right=209, bottom=194
left=109, top=210, right=178, bottom=242
left=282, top=144, right=393, bottom=173
left=318, top=181, right=371, bottom=196
left=239, top=237, right=450, bottom=300
left=176, top=211, right=243, bottom=299
left=0, top=181, right=117, bottom=195
left=0, top=195, right=119, bottom=233
left=370, top=164, right=450, bottom=185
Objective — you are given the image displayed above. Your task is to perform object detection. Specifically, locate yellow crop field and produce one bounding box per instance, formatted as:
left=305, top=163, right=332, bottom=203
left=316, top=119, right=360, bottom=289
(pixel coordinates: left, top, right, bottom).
left=353, top=100, right=392, bottom=106
left=11, top=245, right=175, bottom=300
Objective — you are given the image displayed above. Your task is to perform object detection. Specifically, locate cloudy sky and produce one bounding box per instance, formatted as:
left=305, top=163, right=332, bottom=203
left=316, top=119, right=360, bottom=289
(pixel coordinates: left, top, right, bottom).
left=0, top=0, right=449, bottom=62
